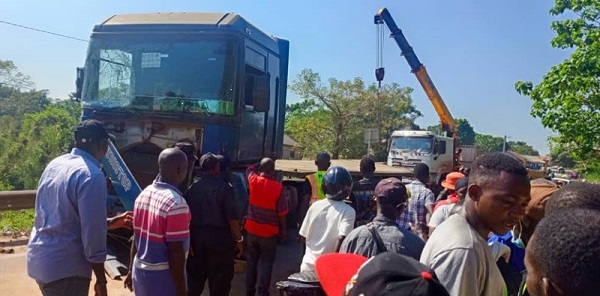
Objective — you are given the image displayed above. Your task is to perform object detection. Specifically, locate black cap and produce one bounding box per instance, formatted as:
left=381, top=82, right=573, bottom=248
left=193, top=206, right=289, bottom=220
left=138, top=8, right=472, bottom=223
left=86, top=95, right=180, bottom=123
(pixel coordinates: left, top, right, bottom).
left=199, top=153, right=223, bottom=171
left=74, top=119, right=115, bottom=143
left=374, top=177, right=407, bottom=206
left=316, top=252, right=450, bottom=296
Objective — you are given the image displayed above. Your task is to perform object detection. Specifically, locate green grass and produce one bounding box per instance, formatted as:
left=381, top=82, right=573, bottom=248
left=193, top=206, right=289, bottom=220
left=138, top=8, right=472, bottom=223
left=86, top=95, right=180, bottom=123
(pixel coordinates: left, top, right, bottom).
left=0, top=209, right=34, bottom=232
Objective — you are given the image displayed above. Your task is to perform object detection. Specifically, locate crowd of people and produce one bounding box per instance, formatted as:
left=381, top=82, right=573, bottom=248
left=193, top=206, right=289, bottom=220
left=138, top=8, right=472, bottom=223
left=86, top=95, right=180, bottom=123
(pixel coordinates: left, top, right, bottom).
left=25, top=119, right=600, bottom=296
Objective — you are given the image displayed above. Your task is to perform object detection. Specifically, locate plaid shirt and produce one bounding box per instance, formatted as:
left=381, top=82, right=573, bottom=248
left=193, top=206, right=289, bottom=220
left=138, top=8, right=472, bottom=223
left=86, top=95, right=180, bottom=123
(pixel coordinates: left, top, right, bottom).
left=396, top=180, right=435, bottom=236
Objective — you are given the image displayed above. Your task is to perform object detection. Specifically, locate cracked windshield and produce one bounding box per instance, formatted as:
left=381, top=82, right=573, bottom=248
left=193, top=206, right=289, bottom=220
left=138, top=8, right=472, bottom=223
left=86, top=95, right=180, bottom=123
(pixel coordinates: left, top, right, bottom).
left=83, top=37, right=237, bottom=115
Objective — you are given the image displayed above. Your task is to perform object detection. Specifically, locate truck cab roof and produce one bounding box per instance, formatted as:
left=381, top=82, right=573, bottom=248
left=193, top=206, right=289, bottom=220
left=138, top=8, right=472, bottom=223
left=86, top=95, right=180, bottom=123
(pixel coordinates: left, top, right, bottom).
left=93, top=12, right=284, bottom=53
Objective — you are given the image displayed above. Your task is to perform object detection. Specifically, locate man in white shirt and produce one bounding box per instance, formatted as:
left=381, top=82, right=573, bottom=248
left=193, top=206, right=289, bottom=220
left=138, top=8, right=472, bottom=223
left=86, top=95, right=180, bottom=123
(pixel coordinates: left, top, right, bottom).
left=299, top=166, right=356, bottom=272
left=420, top=152, right=531, bottom=296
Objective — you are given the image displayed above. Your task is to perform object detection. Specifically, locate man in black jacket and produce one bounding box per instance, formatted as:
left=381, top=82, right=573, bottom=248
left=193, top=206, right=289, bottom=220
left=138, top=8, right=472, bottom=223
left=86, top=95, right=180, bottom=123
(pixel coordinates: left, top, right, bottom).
left=184, top=153, right=244, bottom=296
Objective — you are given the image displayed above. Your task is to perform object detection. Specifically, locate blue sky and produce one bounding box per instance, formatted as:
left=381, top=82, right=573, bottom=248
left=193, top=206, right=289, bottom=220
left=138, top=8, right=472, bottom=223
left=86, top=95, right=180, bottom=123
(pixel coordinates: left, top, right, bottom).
left=1, top=0, right=570, bottom=154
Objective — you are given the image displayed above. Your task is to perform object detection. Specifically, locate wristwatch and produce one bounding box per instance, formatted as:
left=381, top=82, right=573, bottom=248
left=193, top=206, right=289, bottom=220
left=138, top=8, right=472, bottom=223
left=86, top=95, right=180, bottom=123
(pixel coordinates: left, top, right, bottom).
left=236, top=236, right=244, bottom=243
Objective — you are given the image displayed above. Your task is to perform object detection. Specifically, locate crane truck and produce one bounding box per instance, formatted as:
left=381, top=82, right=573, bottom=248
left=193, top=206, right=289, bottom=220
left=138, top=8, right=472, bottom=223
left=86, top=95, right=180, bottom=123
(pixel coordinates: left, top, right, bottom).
left=374, top=7, right=471, bottom=181
left=375, top=7, right=543, bottom=181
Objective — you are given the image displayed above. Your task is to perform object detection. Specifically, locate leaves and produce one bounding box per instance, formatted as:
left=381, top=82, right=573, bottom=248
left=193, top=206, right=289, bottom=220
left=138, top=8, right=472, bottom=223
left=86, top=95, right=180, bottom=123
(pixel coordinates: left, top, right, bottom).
left=286, top=69, right=421, bottom=159
left=425, top=118, right=476, bottom=145
left=516, top=0, right=600, bottom=162
left=0, top=60, right=80, bottom=190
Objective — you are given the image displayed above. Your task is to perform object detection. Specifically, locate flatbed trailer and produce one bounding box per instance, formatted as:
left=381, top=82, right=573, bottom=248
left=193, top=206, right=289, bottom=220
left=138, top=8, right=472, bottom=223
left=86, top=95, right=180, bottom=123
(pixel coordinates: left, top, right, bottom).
left=275, top=159, right=414, bottom=179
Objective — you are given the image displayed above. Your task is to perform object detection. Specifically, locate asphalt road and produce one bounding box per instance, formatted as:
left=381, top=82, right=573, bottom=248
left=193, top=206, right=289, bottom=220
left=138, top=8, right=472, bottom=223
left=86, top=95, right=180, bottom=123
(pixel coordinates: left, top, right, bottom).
left=0, top=230, right=304, bottom=295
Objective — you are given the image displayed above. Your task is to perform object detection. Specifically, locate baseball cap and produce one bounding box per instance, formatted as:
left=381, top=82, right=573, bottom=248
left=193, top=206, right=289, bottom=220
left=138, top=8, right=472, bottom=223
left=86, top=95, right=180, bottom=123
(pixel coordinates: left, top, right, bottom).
left=441, top=172, right=466, bottom=190
left=374, top=177, right=407, bottom=206
left=315, top=252, right=449, bottom=296
left=199, top=153, right=223, bottom=171
left=74, top=119, right=115, bottom=143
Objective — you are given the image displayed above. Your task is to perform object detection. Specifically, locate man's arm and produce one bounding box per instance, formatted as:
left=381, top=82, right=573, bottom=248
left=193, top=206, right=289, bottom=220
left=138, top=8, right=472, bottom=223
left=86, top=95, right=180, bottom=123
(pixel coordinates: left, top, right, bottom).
left=222, top=184, right=244, bottom=257
left=424, top=191, right=436, bottom=218
left=335, top=208, right=356, bottom=253
left=77, top=174, right=108, bottom=289
left=165, top=202, right=191, bottom=296
left=167, top=241, right=186, bottom=296
left=107, top=211, right=133, bottom=230
left=246, top=162, right=261, bottom=181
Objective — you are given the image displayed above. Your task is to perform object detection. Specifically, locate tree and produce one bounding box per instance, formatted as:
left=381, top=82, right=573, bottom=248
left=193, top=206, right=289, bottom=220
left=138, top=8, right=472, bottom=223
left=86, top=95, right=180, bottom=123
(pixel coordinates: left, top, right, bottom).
left=0, top=60, right=81, bottom=190
left=0, top=60, right=35, bottom=90
left=507, top=141, right=539, bottom=156
left=287, top=69, right=421, bottom=159
left=0, top=89, right=51, bottom=117
left=515, top=0, right=600, bottom=160
left=424, top=118, right=475, bottom=145
left=549, top=142, right=576, bottom=168
left=456, top=119, right=476, bottom=145
left=475, top=134, right=504, bottom=154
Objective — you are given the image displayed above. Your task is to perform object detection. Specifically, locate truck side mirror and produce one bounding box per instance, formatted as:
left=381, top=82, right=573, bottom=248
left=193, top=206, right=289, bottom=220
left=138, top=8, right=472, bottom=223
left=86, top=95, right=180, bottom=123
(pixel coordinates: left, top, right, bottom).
left=253, top=74, right=270, bottom=112
left=433, top=140, right=440, bottom=154
left=75, top=67, right=84, bottom=102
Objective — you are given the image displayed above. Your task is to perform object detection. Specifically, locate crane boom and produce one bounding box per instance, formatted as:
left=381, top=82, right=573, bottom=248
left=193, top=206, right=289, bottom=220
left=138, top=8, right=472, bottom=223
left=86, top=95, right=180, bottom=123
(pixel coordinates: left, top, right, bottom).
left=374, top=7, right=458, bottom=139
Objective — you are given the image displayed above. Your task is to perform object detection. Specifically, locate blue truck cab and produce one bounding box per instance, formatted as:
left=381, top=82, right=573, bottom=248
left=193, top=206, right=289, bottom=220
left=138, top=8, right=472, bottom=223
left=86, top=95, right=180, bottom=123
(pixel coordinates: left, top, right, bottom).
left=75, top=12, right=289, bottom=210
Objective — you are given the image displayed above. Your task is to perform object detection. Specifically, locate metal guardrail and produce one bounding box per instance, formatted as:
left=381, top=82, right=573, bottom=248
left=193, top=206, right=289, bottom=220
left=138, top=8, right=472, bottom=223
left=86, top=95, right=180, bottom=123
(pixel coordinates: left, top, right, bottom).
left=0, top=190, right=36, bottom=211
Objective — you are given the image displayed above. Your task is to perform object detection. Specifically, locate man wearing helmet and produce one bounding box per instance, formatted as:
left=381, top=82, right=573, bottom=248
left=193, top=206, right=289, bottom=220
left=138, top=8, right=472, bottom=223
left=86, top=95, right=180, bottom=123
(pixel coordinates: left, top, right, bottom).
left=298, top=166, right=357, bottom=273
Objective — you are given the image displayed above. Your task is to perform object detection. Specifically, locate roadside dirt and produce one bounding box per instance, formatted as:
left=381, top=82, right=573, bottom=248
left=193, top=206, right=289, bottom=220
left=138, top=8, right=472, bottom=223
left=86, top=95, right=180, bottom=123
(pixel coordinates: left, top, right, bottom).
left=0, top=230, right=304, bottom=295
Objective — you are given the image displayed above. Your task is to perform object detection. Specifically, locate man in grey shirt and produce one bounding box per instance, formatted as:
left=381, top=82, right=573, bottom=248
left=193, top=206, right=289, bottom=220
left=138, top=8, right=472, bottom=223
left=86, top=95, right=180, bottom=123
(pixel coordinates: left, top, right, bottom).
left=420, top=153, right=531, bottom=296
left=340, top=177, right=424, bottom=260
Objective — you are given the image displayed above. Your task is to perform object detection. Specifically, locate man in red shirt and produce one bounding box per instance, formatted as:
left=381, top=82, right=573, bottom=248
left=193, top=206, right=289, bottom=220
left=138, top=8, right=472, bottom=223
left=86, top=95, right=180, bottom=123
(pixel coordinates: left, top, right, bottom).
left=244, top=157, right=288, bottom=296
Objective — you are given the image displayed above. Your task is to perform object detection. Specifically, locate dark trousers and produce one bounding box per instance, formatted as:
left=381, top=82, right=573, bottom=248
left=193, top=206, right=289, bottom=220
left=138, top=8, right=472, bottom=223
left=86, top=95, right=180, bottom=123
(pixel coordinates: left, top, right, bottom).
left=36, top=276, right=90, bottom=296
left=187, top=228, right=235, bottom=296
left=245, top=233, right=278, bottom=296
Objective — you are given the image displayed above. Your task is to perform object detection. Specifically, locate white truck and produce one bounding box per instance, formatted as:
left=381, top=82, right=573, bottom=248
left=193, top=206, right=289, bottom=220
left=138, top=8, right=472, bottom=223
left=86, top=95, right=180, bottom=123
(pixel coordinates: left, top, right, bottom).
left=386, top=130, right=454, bottom=178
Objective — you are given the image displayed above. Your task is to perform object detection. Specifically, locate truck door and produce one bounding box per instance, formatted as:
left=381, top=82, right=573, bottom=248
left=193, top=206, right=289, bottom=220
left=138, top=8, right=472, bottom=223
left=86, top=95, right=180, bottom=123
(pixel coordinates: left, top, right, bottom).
left=239, top=46, right=268, bottom=161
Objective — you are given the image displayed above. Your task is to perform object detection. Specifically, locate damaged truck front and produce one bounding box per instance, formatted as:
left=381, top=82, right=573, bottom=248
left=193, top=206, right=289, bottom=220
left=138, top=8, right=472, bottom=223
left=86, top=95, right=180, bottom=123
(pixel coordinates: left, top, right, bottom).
left=75, top=12, right=289, bottom=213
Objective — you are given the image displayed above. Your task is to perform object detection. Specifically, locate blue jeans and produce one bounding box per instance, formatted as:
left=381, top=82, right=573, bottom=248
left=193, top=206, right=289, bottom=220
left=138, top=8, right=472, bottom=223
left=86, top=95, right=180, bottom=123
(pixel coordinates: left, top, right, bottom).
left=245, top=233, right=278, bottom=296
left=36, top=276, right=90, bottom=296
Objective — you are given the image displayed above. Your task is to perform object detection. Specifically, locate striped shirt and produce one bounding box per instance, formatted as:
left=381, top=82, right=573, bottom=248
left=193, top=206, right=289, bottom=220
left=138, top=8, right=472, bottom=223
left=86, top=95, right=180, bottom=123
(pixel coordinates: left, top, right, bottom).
left=132, top=181, right=191, bottom=271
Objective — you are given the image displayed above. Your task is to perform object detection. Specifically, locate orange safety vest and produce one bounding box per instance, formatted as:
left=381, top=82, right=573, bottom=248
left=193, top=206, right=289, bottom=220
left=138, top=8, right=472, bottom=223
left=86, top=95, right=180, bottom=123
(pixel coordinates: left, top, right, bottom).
left=244, top=173, right=286, bottom=237
left=306, top=171, right=326, bottom=205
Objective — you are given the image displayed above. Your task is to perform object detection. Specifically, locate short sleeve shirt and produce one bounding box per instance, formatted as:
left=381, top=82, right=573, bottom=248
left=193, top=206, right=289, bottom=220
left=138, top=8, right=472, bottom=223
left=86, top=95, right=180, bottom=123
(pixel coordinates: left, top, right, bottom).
left=299, top=198, right=356, bottom=272
left=133, top=181, right=191, bottom=271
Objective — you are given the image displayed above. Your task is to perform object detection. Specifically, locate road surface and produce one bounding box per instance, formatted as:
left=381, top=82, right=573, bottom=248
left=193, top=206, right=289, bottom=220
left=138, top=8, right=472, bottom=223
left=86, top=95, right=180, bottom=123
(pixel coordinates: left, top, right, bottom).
left=0, top=230, right=304, bottom=295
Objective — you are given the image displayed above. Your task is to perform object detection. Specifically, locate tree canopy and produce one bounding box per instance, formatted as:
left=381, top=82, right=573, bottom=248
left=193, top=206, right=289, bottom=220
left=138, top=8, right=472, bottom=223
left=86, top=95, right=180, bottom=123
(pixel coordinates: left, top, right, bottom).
left=426, top=118, right=476, bottom=145
left=286, top=69, right=421, bottom=159
left=0, top=60, right=80, bottom=190
left=515, top=0, right=600, bottom=163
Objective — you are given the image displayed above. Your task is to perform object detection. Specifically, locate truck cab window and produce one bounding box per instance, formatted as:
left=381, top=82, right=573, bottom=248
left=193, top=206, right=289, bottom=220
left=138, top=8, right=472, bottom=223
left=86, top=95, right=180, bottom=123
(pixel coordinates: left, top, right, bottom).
left=438, top=140, right=447, bottom=154
left=244, top=48, right=266, bottom=107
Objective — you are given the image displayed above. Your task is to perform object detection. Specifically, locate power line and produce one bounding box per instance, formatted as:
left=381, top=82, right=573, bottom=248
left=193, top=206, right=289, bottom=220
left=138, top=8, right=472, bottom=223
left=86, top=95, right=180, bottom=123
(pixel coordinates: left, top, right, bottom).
left=0, top=20, right=89, bottom=43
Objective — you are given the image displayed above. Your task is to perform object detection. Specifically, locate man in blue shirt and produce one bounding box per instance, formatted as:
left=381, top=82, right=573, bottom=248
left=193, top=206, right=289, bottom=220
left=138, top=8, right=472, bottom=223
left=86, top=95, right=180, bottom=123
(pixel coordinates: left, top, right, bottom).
left=27, top=119, right=116, bottom=296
